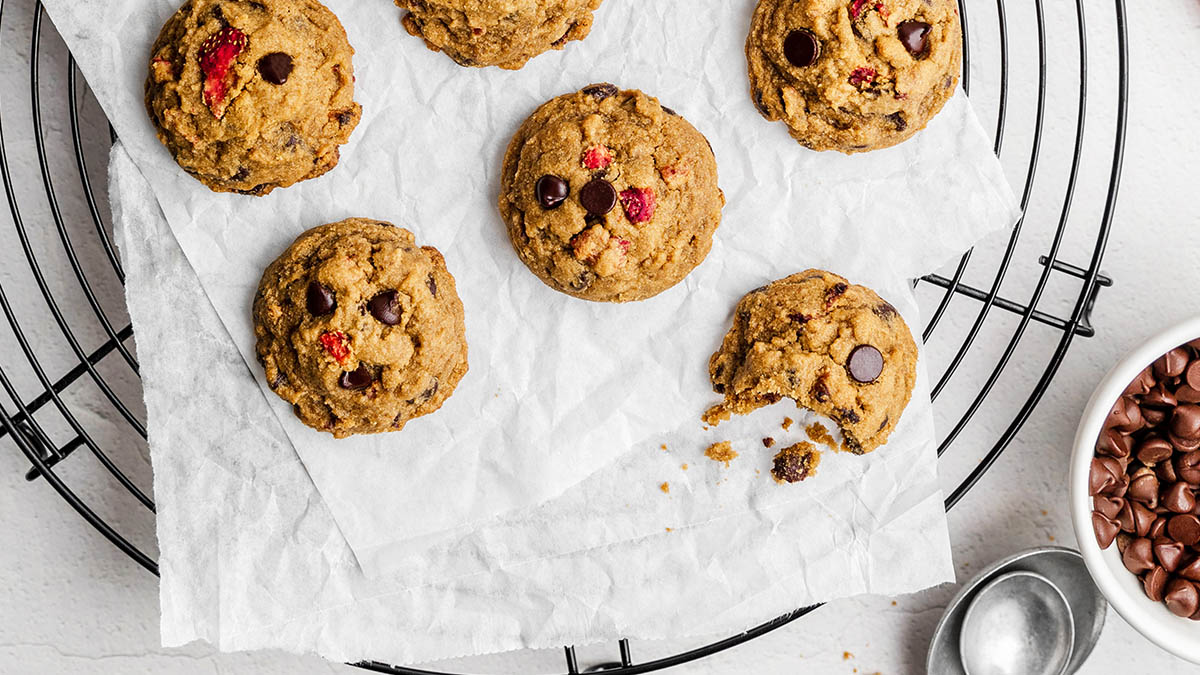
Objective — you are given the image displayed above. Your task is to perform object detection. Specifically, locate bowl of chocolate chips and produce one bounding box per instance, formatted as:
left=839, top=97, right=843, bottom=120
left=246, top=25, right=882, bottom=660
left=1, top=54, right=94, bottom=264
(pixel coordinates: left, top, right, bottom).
left=1071, top=317, right=1200, bottom=663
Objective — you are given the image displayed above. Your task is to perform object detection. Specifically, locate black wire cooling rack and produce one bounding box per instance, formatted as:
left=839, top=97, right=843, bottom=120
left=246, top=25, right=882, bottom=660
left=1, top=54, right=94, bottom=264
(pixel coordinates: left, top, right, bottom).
left=0, top=0, right=1128, bottom=672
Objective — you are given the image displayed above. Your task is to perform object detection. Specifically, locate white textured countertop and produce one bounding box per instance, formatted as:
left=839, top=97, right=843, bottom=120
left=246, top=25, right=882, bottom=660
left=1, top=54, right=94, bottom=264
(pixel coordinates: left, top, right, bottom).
left=2, top=0, right=1199, bottom=672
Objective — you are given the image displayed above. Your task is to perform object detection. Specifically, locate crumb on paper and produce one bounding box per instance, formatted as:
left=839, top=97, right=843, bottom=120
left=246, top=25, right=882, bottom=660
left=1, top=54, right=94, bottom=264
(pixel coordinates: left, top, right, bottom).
left=844, top=651, right=854, bottom=660
left=705, top=441, right=738, bottom=467
left=771, top=442, right=821, bottom=484
left=763, top=437, right=775, bottom=448
left=891, top=600, right=897, bottom=606
left=840, top=438, right=857, bottom=453
left=701, top=403, right=729, bottom=426
left=782, top=416, right=793, bottom=431
left=660, top=443, right=667, bottom=451
left=1048, top=534, right=1056, bottom=541
left=665, top=527, right=672, bottom=532
left=681, top=463, right=688, bottom=470
left=659, top=482, right=670, bottom=494
left=806, top=422, right=837, bottom=450
left=1041, top=509, right=1048, bottom=516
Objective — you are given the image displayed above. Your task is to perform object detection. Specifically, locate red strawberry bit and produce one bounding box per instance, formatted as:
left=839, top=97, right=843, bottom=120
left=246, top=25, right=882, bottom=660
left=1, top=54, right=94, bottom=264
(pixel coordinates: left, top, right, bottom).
left=617, top=239, right=631, bottom=253
left=875, top=2, right=890, bottom=22
left=199, top=27, right=248, bottom=118
left=660, top=163, right=691, bottom=186
left=319, top=331, right=351, bottom=364
left=849, top=67, right=877, bottom=86
left=582, top=144, right=614, bottom=170
left=850, top=0, right=870, bottom=18
left=151, top=56, right=177, bottom=83
left=619, top=187, right=656, bottom=224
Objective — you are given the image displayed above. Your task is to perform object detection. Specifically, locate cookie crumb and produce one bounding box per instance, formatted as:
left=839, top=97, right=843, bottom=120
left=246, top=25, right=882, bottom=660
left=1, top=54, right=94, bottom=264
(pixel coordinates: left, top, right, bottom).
left=660, top=444, right=668, bottom=451
left=705, top=441, right=738, bottom=467
left=771, top=442, right=821, bottom=484
left=805, top=422, right=837, bottom=450
left=763, top=437, right=775, bottom=448
left=844, top=651, right=854, bottom=660
left=681, top=463, right=689, bottom=470
left=665, top=527, right=673, bottom=532
left=782, top=416, right=793, bottom=431
left=659, top=482, right=670, bottom=493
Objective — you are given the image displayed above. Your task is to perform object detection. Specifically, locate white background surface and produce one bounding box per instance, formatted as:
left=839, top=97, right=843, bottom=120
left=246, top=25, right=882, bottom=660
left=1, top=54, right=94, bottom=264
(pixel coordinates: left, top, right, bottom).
left=2, top=0, right=1199, bottom=673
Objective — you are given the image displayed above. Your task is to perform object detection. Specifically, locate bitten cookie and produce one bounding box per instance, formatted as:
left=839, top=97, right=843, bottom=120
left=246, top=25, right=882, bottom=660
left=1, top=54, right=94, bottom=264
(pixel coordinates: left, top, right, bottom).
left=746, top=0, right=961, bottom=153
left=499, top=84, right=725, bottom=303
left=396, top=0, right=604, bottom=69
left=704, top=270, right=917, bottom=454
left=253, top=219, right=468, bottom=438
left=146, top=0, right=362, bottom=195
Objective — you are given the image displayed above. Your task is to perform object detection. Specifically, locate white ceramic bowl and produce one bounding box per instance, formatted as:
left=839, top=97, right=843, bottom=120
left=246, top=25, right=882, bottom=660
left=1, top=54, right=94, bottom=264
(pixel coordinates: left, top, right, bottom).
left=1069, top=315, right=1200, bottom=664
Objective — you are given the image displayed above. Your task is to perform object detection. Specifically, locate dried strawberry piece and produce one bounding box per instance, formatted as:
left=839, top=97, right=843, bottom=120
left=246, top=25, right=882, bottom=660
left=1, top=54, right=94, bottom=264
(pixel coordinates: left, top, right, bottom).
left=617, top=238, right=631, bottom=253
left=619, top=187, right=656, bottom=224
left=582, top=144, right=614, bottom=170
left=150, top=56, right=178, bottom=83
left=850, top=0, right=887, bottom=20
left=199, top=26, right=248, bottom=118
left=660, top=163, right=691, bottom=186
left=875, top=2, right=890, bottom=22
left=850, top=0, right=870, bottom=18
left=319, top=331, right=351, bottom=364
left=849, top=67, right=877, bottom=87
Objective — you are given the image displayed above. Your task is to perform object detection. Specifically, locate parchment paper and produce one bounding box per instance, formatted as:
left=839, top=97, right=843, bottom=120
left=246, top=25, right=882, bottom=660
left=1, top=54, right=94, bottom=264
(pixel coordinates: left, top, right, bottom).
left=113, top=141, right=958, bottom=666
left=46, top=0, right=1018, bottom=578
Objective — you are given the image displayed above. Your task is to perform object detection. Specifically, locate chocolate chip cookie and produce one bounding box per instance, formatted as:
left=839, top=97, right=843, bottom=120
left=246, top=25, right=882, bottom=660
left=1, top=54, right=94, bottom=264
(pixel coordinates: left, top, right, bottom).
left=704, top=270, right=917, bottom=454
left=396, top=0, right=604, bottom=69
left=746, top=0, right=962, bottom=153
left=499, top=84, right=725, bottom=303
left=146, top=0, right=362, bottom=195
left=253, top=219, right=468, bottom=438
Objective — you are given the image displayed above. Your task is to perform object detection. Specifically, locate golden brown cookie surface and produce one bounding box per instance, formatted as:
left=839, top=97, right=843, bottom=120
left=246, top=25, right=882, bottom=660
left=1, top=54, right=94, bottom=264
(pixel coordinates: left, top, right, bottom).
left=705, top=270, right=917, bottom=454
left=397, top=0, right=604, bottom=70
left=746, top=0, right=961, bottom=153
left=499, top=84, right=725, bottom=303
left=253, top=219, right=468, bottom=438
left=146, top=0, right=362, bottom=195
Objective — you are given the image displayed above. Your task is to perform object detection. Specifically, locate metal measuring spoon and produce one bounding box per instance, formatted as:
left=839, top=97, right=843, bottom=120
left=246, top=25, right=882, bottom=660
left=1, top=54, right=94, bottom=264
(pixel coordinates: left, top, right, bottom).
left=958, top=570, right=1075, bottom=675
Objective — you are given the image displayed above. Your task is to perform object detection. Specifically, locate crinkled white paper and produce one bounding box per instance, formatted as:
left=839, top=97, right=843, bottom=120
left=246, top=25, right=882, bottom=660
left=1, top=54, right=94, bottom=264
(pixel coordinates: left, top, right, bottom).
left=61, top=0, right=1018, bottom=661
left=114, top=137, right=958, bottom=665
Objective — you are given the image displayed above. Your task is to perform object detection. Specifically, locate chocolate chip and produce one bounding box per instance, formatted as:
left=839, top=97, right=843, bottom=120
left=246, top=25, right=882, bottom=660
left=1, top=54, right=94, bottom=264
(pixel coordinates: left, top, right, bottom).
left=873, top=302, right=898, bottom=319
left=1179, top=385, right=1200, bottom=404
left=835, top=407, right=861, bottom=424
left=1136, top=436, right=1174, bottom=464
left=662, top=106, right=678, bottom=116
left=1187, top=361, right=1200, bottom=390
left=1097, top=428, right=1134, bottom=458
left=1107, top=396, right=1144, bottom=433
left=1166, top=579, right=1200, bottom=618
left=408, top=377, right=439, bottom=405
left=1093, top=512, right=1120, bottom=548
left=847, top=345, right=884, bottom=384
left=897, top=21, right=932, bottom=57
left=1145, top=566, right=1169, bottom=602
left=232, top=166, right=250, bottom=181
left=783, top=29, right=820, bottom=68
left=1128, top=470, right=1160, bottom=506
left=579, top=178, right=617, bottom=216
left=1156, top=347, right=1191, bottom=379
left=1156, top=539, right=1187, bottom=572
left=582, top=83, right=618, bottom=100
left=771, top=445, right=818, bottom=483
left=306, top=281, right=336, bottom=315
left=825, top=282, right=848, bottom=305
left=334, top=109, right=354, bottom=126
left=811, top=376, right=831, bottom=402
left=1149, top=515, right=1169, bottom=539
left=1180, top=557, right=1200, bottom=581
left=367, top=290, right=402, bottom=326
left=426, top=274, right=438, bottom=297
left=535, top=175, right=569, bottom=210
left=1165, top=482, right=1197, bottom=514
left=258, top=52, right=293, bottom=85
left=1123, top=537, right=1155, bottom=574
left=753, top=89, right=769, bottom=116
left=886, top=111, right=907, bottom=131
left=1144, top=382, right=1178, bottom=409
left=1095, top=495, right=1125, bottom=520
left=339, top=365, right=373, bottom=390
left=1089, top=456, right=1124, bottom=496
left=788, top=312, right=809, bottom=324
left=1171, top=405, right=1200, bottom=451
left=1179, top=451, right=1200, bottom=484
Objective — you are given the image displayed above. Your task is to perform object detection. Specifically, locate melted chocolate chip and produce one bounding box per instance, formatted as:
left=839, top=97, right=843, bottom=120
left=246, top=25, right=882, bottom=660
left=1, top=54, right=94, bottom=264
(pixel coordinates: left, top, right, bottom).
left=535, top=175, right=569, bottom=210
left=753, top=89, right=769, bottom=116
left=339, top=365, right=373, bottom=390
left=886, top=111, right=907, bottom=131
left=873, top=302, right=898, bottom=319
left=662, top=106, right=678, bottom=116
left=825, top=282, right=848, bottom=304
left=811, top=377, right=831, bottom=402
left=368, top=290, right=402, bottom=325
left=898, top=21, right=932, bottom=57
left=847, top=345, right=884, bottom=383
left=783, top=29, right=820, bottom=68
left=306, top=281, right=336, bottom=315
left=258, top=52, right=293, bottom=85
left=426, top=274, right=438, bottom=297
left=582, top=83, right=618, bottom=100
left=569, top=269, right=596, bottom=291
left=579, top=178, right=617, bottom=216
